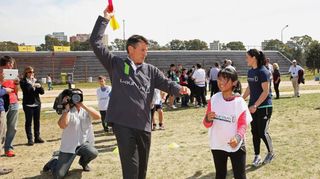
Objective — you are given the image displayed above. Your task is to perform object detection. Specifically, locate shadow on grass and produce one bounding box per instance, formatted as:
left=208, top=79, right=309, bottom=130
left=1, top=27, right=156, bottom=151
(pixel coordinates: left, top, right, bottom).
left=163, top=106, right=204, bottom=113
left=186, top=164, right=263, bottom=179
left=274, top=96, right=293, bottom=100
left=22, top=169, right=83, bottom=179
left=95, top=143, right=118, bottom=153
left=46, top=138, right=62, bottom=143
left=94, top=138, right=116, bottom=144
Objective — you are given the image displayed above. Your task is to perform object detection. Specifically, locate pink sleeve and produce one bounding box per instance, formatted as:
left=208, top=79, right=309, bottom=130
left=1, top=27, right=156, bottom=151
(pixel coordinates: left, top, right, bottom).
left=237, top=111, right=247, bottom=139
left=203, top=101, right=213, bottom=128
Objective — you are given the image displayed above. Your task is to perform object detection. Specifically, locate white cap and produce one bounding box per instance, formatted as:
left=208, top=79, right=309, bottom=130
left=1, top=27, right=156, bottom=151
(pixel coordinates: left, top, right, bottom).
left=292, top=60, right=297, bottom=63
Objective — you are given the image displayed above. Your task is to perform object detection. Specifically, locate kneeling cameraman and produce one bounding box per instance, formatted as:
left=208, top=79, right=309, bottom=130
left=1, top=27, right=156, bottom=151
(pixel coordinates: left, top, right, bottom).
left=43, top=90, right=101, bottom=178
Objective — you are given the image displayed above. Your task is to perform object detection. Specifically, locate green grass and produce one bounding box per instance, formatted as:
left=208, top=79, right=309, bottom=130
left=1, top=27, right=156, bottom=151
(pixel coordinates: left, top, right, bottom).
left=2, top=94, right=320, bottom=178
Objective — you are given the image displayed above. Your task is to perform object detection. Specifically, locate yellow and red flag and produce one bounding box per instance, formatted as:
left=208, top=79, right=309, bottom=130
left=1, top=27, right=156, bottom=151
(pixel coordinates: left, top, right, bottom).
left=107, top=0, right=120, bottom=30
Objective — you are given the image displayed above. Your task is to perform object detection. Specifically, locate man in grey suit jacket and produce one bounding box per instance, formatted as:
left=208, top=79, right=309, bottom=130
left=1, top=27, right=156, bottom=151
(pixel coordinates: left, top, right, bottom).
left=90, top=8, right=190, bottom=179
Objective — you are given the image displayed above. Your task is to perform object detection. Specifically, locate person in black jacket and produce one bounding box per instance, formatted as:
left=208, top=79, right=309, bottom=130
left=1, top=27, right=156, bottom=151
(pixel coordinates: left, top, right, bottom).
left=272, top=63, right=281, bottom=99
left=20, top=66, right=45, bottom=146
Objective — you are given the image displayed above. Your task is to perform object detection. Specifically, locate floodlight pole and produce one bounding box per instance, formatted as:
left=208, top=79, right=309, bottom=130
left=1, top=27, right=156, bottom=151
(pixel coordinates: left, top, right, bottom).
left=281, top=25, right=289, bottom=43
left=123, top=19, right=126, bottom=51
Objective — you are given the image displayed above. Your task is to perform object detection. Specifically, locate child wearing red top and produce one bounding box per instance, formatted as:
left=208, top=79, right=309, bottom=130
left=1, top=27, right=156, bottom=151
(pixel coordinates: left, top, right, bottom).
left=203, top=68, right=252, bottom=179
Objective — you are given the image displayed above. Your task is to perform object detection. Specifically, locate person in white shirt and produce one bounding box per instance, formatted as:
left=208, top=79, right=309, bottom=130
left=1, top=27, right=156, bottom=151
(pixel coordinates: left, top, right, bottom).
left=96, top=76, right=112, bottom=132
left=151, top=89, right=164, bottom=130
left=203, top=68, right=252, bottom=179
left=288, top=60, right=304, bottom=97
left=265, top=58, right=273, bottom=95
left=42, top=95, right=101, bottom=179
left=47, top=74, right=53, bottom=90
left=225, top=59, right=236, bottom=71
left=209, top=62, right=220, bottom=96
left=192, top=64, right=207, bottom=107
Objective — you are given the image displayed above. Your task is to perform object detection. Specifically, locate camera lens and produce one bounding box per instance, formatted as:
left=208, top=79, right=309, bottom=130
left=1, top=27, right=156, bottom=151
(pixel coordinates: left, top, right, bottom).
left=72, top=94, right=81, bottom=103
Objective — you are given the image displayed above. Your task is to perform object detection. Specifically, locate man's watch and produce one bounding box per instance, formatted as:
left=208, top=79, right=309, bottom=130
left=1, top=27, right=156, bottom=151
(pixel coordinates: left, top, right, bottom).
left=63, top=109, right=69, bottom=113
left=253, top=104, right=257, bottom=109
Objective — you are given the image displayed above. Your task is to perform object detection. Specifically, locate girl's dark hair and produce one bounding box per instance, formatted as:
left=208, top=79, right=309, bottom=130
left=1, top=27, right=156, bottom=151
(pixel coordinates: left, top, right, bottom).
left=217, top=68, right=242, bottom=94
left=0, top=56, right=15, bottom=66
left=247, top=49, right=266, bottom=68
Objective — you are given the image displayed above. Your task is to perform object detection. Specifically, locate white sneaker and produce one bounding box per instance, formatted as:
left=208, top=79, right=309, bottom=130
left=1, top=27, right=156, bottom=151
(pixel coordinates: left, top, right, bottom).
left=171, top=105, right=177, bottom=109
left=263, top=152, right=275, bottom=164
left=252, top=155, right=262, bottom=167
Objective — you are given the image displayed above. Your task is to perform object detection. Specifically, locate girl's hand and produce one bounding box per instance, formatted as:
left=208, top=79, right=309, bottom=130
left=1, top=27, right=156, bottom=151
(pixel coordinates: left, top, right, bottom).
left=249, top=105, right=257, bottom=113
left=206, top=112, right=216, bottom=122
left=228, top=137, right=238, bottom=148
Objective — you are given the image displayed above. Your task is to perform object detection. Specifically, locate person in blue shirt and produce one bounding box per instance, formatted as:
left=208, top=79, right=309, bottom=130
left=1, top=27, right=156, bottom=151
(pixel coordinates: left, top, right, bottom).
left=243, top=49, right=274, bottom=167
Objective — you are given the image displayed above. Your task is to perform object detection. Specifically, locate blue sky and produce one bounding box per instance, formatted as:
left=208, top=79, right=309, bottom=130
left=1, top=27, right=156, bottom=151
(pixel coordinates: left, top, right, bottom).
left=0, top=0, right=319, bottom=48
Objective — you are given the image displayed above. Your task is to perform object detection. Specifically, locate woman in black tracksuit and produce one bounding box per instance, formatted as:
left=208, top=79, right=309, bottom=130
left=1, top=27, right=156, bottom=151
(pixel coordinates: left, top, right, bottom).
left=20, top=66, right=45, bottom=146
left=243, top=49, right=274, bottom=167
left=272, top=63, right=281, bottom=99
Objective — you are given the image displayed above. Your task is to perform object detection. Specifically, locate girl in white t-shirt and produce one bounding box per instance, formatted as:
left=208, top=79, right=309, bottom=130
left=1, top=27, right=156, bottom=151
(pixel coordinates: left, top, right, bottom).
left=96, top=76, right=112, bottom=132
left=203, top=68, right=252, bottom=179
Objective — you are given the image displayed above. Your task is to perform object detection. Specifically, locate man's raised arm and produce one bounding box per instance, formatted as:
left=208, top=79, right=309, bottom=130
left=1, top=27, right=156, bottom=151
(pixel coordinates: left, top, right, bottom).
left=90, top=9, right=116, bottom=72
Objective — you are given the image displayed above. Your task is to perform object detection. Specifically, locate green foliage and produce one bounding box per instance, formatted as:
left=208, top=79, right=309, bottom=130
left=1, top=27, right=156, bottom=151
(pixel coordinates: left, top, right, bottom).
left=184, top=39, right=208, bottom=50
left=166, top=39, right=186, bottom=50
left=70, top=40, right=92, bottom=51
left=0, top=41, right=18, bottom=51
left=263, top=36, right=314, bottom=65
left=148, top=39, right=161, bottom=50
left=225, top=41, right=246, bottom=50
left=305, top=40, right=320, bottom=72
left=43, top=35, right=70, bottom=51
left=166, top=39, right=208, bottom=50
left=111, top=38, right=126, bottom=51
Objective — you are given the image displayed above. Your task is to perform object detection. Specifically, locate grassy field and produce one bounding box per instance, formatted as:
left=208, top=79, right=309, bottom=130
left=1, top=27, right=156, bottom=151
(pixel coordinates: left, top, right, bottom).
left=1, top=93, right=320, bottom=179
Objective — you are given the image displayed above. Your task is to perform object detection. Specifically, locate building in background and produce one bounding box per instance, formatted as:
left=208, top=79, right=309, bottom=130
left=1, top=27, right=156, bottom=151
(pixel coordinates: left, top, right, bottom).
left=210, top=41, right=221, bottom=50
left=261, top=40, right=270, bottom=50
left=47, top=32, right=68, bottom=42
left=70, top=34, right=108, bottom=45
left=70, top=34, right=90, bottom=43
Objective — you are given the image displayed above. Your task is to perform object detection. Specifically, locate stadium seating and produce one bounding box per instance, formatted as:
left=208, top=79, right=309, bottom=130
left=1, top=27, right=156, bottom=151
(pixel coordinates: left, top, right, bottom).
left=0, top=51, right=291, bottom=83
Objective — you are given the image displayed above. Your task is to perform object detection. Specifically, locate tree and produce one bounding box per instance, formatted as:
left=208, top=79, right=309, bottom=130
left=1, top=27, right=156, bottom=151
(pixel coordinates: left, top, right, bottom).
left=184, top=39, right=208, bottom=50
left=0, top=41, right=18, bottom=51
left=70, top=40, right=92, bottom=51
left=111, top=38, right=126, bottom=51
left=43, top=35, right=70, bottom=51
left=148, top=40, right=161, bottom=50
left=263, top=39, right=285, bottom=51
left=166, top=39, right=186, bottom=50
left=305, top=40, right=320, bottom=73
left=290, top=35, right=313, bottom=51
left=225, top=41, right=246, bottom=50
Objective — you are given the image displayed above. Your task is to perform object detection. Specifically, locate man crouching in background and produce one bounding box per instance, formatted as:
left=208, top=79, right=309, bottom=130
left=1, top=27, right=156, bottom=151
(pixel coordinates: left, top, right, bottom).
left=43, top=93, right=101, bottom=179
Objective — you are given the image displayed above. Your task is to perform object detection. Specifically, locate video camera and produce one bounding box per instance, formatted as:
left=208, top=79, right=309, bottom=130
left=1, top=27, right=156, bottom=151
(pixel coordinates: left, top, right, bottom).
left=53, top=88, right=83, bottom=115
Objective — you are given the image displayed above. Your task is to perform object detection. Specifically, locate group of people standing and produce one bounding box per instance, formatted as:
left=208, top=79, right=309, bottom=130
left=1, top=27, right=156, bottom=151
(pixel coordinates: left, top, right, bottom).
left=0, top=56, right=45, bottom=175
left=1, top=7, right=306, bottom=178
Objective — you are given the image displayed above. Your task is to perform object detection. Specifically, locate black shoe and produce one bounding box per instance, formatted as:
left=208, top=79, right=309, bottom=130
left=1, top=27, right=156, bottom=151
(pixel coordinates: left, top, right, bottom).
left=27, top=140, right=34, bottom=146
left=43, top=158, right=58, bottom=172
left=81, top=165, right=91, bottom=172
left=35, top=137, right=45, bottom=143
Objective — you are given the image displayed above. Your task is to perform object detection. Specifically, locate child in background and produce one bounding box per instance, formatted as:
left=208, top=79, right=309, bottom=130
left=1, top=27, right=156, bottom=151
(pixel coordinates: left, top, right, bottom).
left=47, top=74, right=53, bottom=90
left=151, top=89, right=164, bottom=131
left=203, top=68, right=252, bottom=179
left=179, top=68, right=189, bottom=107
left=96, top=76, right=112, bottom=132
